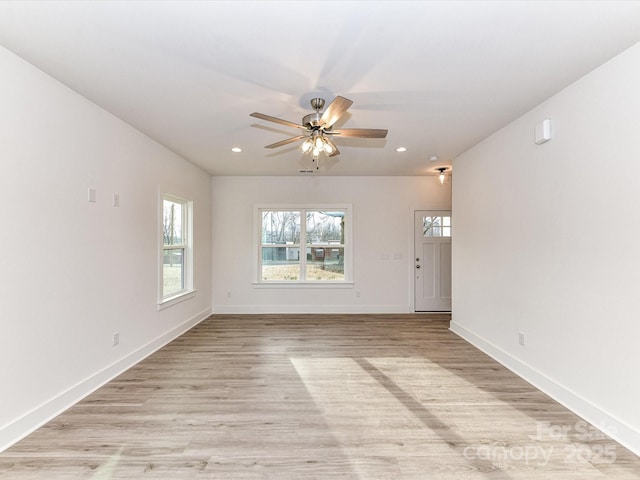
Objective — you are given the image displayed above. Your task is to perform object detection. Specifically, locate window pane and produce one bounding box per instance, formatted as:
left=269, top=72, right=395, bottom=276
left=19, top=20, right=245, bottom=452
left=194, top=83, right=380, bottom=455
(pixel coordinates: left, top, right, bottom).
left=163, top=200, right=183, bottom=246
left=443, top=227, right=451, bottom=237
left=261, top=211, right=301, bottom=245
left=423, top=216, right=434, bottom=237
left=306, top=211, right=344, bottom=244
left=163, top=248, right=184, bottom=295
left=443, top=216, right=451, bottom=227
left=262, top=246, right=300, bottom=281
left=424, top=216, right=445, bottom=237
left=306, top=247, right=345, bottom=281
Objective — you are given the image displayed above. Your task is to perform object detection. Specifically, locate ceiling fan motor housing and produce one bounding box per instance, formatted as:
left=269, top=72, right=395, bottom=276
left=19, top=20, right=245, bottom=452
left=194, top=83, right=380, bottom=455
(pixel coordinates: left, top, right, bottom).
left=303, top=98, right=326, bottom=129
left=302, top=112, right=323, bottom=129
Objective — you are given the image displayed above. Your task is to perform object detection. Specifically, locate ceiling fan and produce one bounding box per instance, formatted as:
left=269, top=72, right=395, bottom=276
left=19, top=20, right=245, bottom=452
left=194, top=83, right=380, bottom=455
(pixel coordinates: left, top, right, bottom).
left=250, top=96, right=388, bottom=166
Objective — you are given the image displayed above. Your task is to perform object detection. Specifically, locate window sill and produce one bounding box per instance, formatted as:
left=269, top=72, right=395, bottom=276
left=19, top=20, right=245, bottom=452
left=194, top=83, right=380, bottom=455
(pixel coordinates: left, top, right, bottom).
left=157, top=289, right=196, bottom=310
left=252, top=282, right=354, bottom=289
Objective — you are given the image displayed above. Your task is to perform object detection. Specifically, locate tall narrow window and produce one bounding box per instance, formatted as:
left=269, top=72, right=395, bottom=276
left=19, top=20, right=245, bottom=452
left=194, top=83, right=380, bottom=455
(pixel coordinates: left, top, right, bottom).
left=256, top=205, right=351, bottom=284
left=161, top=194, right=193, bottom=304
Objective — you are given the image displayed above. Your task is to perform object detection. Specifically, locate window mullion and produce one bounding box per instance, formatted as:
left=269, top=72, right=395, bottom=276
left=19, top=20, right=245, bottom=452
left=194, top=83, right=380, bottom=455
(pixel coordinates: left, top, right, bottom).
left=300, top=209, right=307, bottom=281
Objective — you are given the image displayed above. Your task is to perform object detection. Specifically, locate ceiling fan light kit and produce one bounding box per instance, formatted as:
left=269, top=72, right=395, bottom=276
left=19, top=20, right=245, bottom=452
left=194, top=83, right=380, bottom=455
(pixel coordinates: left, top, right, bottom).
left=250, top=95, right=388, bottom=170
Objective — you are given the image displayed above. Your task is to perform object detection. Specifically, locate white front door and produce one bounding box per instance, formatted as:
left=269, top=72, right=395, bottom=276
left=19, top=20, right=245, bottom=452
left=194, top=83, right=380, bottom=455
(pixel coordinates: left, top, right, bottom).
left=414, top=211, right=452, bottom=312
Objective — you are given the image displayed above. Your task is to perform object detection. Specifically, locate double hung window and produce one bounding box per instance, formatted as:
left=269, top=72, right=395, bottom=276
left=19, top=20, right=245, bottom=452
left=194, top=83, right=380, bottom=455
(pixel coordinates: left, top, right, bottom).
left=160, top=194, right=193, bottom=305
left=257, top=205, right=351, bottom=284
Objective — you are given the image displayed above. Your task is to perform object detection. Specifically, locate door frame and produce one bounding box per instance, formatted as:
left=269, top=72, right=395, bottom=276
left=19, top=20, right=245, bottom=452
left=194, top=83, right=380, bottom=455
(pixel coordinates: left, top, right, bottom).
left=413, top=209, right=452, bottom=312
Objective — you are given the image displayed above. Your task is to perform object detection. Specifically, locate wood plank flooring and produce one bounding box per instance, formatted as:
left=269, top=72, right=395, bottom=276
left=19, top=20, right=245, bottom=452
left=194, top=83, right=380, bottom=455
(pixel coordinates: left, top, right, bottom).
left=1, top=314, right=639, bottom=479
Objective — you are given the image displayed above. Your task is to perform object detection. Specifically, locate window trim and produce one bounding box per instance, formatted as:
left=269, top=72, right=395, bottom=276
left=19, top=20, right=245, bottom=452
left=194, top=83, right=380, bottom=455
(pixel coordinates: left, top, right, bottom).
left=158, top=192, right=195, bottom=308
left=253, top=203, right=353, bottom=287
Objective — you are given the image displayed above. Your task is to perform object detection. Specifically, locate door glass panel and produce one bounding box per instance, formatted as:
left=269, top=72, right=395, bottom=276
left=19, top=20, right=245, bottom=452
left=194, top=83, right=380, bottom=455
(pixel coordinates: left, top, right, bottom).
left=423, top=216, right=441, bottom=237
left=424, top=216, right=451, bottom=237
left=423, top=216, right=433, bottom=237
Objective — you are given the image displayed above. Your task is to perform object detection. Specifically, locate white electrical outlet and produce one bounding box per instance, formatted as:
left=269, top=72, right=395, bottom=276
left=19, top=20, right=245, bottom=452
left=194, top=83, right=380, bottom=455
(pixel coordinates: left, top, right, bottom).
left=518, top=332, right=525, bottom=346
left=113, top=193, right=120, bottom=207
left=113, top=331, right=120, bottom=347
left=227, top=291, right=231, bottom=298
left=356, top=291, right=361, bottom=298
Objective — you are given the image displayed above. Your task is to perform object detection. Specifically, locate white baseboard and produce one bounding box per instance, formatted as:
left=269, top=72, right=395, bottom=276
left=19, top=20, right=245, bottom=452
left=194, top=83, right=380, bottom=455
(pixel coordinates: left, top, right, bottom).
left=0, top=307, right=211, bottom=453
left=450, top=321, right=640, bottom=458
left=212, top=304, right=413, bottom=314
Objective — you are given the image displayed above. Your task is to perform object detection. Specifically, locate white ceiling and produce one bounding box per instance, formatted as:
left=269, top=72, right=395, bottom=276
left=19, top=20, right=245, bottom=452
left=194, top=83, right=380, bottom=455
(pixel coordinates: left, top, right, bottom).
left=1, top=1, right=640, bottom=176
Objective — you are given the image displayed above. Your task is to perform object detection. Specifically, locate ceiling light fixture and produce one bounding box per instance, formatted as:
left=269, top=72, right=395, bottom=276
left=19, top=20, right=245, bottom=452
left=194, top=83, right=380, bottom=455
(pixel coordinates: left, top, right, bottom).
left=301, top=129, right=337, bottom=169
left=396, top=147, right=407, bottom=152
left=231, top=147, right=242, bottom=153
left=436, top=167, right=450, bottom=185
left=429, top=155, right=439, bottom=162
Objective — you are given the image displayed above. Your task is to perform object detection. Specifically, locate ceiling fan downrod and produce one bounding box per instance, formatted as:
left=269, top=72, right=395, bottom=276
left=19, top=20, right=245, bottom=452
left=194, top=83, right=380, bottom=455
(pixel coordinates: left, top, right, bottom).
left=310, top=97, right=325, bottom=111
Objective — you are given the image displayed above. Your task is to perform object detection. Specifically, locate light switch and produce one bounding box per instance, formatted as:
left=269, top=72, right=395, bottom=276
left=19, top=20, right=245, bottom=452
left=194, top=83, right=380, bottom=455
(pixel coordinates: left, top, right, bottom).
left=88, top=188, right=96, bottom=203
left=535, top=118, right=551, bottom=144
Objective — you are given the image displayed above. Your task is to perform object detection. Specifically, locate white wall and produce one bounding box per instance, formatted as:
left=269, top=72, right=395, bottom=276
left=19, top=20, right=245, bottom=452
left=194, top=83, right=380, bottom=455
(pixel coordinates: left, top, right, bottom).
left=451, top=42, right=640, bottom=455
left=0, top=46, right=212, bottom=451
left=212, top=176, right=451, bottom=313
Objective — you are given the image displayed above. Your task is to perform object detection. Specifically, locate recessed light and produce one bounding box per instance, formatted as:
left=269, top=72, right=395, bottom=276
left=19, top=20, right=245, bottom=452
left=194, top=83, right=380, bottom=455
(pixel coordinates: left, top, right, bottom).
left=396, top=147, right=407, bottom=152
left=231, top=147, right=242, bottom=153
left=429, top=155, right=439, bottom=162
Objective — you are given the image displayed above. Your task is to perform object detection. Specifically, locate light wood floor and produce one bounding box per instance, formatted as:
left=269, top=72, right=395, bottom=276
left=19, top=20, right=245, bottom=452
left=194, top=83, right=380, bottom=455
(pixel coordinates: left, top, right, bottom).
left=1, top=314, right=639, bottom=479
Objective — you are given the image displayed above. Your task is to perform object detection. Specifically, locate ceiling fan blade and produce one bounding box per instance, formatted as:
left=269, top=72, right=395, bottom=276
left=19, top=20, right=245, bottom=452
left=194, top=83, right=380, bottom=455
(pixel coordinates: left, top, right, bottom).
left=320, top=95, right=353, bottom=128
left=264, top=135, right=306, bottom=149
left=250, top=112, right=305, bottom=130
left=330, top=128, right=388, bottom=138
left=325, top=138, right=340, bottom=157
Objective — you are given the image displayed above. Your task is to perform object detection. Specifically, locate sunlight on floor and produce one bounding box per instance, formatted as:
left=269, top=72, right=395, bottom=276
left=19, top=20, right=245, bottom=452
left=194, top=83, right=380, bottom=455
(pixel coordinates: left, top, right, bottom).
left=288, top=356, right=613, bottom=479
left=89, top=447, right=123, bottom=479
left=289, top=356, right=475, bottom=478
